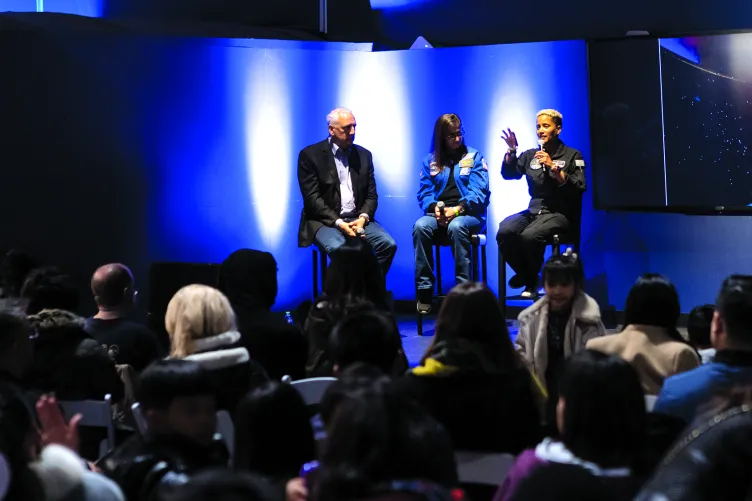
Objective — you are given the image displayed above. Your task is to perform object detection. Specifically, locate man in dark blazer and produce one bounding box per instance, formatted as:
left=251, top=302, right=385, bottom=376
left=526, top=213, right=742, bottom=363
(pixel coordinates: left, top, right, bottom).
left=297, top=107, right=397, bottom=276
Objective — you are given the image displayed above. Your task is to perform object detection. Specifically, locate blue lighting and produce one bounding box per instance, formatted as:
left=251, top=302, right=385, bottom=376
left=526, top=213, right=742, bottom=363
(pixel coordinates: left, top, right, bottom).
left=141, top=40, right=589, bottom=309
left=370, top=0, right=432, bottom=9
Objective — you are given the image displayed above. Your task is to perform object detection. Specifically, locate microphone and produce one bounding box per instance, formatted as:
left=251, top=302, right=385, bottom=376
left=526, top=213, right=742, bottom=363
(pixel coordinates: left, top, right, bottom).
left=538, top=139, right=545, bottom=150
left=356, top=227, right=365, bottom=236
left=436, top=201, right=445, bottom=210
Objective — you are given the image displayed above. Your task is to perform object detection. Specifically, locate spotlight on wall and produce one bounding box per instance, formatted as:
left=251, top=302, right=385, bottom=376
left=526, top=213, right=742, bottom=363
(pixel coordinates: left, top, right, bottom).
left=410, top=36, right=434, bottom=49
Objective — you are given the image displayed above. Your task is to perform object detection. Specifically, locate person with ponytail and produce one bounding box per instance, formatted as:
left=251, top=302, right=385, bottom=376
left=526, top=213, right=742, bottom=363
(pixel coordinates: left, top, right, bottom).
left=587, top=274, right=700, bottom=395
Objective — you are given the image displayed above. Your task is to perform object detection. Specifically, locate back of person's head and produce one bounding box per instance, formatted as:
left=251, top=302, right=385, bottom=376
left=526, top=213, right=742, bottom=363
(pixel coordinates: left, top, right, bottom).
left=429, top=282, right=516, bottom=369
left=218, top=249, right=278, bottom=313
left=0, top=250, right=35, bottom=299
left=329, top=308, right=402, bottom=375
left=161, top=469, right=275, bottom=501
left=324, top=240, right=387, bottom=309
left=165, top=284, right=237, bottom=358
left=27, top=309, right=86, bottom=338
left=90, top=263, right=135, bottom=310
left=234, top=381, right=315, bottom=478
left=558, top=350, right=646, bottom=468
left=715, top=275, right=752, bottom=348
left=624, top=274, right=680, bottom=330
left=20, top=267, right=79, bottom=315
left=0, top=385, right=44, bottom=501
left=687, top=304, right=715, bottom=349
left=320, top=362, right=392, bottom=428
left=542, top=252, right=584, bottom=289
left=314, top=387, right=458, bottom=501
left=138, top=359, right=217, bottom=444
left=0, top=300, right=33, bottom=376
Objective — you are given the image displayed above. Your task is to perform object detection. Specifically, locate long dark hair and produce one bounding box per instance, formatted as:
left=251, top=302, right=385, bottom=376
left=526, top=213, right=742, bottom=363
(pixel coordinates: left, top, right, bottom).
left=559, top=350, right=646, bottom=468
left=313, top=387, right=458, bottom=501
left=234, top=381, right=315, bottom=479
left=431, top=113, right=467, bottom=169
left=423, top=282, right=517, bottom=369
left=623, top=274, right=686, bottom=344
left=323, top=240, right=387, bottom=310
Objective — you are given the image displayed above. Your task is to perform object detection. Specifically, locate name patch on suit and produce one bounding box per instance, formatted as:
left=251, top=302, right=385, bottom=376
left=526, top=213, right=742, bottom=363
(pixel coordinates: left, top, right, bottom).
left=530, top=158, right=542, bottom=170
left=553, top=160, right=566, bottom=169
left=575, top=159, right=585, bottom=167
left=429, top=162, right=440, bottom=176
left=459, top=167, right=471, bottom=176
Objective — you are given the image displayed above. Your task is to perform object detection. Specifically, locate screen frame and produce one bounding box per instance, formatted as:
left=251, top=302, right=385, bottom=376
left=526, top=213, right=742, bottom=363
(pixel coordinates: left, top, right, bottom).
left=586, top=32, right=752, bottom=215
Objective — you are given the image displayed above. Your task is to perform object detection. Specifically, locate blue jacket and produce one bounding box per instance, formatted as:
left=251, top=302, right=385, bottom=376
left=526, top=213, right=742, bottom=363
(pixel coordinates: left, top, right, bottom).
left=654, top=350, right=752, bottom=424
left=417, top=147, right=490, bottom=224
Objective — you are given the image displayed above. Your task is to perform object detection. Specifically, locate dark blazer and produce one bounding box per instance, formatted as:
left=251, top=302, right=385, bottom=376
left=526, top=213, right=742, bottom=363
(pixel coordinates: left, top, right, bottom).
left=297, top=138, right=378, bottom=247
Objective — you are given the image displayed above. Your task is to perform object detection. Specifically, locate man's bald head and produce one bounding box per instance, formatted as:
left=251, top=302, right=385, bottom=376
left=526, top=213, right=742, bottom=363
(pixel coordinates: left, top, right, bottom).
left=91, top=263, right=135, bottom=309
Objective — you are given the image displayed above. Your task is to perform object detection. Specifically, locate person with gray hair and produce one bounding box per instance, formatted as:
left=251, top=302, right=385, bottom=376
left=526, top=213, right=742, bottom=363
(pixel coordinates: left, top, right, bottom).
left=297, top=107, right=397, bottom=277
left=496, top=109, right=587, bottom=298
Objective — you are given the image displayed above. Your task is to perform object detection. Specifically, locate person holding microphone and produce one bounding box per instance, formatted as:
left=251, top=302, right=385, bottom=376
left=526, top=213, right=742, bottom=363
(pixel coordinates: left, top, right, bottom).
left=496, top=109, right=587, bottom=298
left=413, top=113, right=490, bottom=313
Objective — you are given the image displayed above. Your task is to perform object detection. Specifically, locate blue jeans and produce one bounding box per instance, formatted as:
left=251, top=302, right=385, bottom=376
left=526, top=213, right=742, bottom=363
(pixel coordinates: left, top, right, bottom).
left=413, top=215, right=483, bottom=292
left=313, top=220, right=397, bottom=277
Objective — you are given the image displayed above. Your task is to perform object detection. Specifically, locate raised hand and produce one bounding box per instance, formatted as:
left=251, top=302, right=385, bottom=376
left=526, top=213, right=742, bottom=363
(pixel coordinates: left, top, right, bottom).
left=36, top=395, right=82, bottom=452
left=501, top=128, right=518, bottom=149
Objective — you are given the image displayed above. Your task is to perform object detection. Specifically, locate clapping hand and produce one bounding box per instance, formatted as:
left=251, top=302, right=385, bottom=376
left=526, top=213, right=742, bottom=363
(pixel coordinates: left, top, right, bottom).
left=37, top=395, right=81, bottom=452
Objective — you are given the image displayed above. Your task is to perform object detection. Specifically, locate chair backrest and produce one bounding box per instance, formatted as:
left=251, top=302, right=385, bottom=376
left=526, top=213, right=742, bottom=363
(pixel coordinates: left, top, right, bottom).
left=59, top=394, right=115, bottom=457
left=290, top=377, right=338, bottom=406
left=645, top=395, right=658, bottom=412
left=454, top=451, right=515, bottom=486
left=131, top=402, right=149, bottom=437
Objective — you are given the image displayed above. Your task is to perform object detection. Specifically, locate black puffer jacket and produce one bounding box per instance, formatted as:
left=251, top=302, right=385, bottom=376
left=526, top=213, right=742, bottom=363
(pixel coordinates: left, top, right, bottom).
left=635, top=405, right=752, bottom=501
left=27, top=309, right=124, bottom=401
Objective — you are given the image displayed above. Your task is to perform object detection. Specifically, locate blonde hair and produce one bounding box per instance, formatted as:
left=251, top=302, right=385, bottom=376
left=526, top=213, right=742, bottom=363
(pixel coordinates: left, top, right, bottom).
left=537, top=109, right=563, bottom=126
left=165, top=284, right=236, bottom=358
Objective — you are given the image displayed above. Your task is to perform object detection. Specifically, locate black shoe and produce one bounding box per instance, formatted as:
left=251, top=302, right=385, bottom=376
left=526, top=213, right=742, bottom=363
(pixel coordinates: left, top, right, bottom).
left=508, top=274, right=526, bottom=289
left=520, top=285, right=539, bottom=299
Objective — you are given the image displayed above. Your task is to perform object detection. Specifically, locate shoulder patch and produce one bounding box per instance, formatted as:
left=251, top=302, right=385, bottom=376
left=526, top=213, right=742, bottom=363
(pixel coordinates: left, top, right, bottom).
left=575, top=159, right=585, bottom=167
left=482, top=158, right=488, bottom=170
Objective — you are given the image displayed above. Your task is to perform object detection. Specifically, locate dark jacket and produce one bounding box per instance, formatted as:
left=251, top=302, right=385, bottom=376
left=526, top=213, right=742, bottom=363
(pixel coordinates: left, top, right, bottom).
left=398, top=339, right=542, bottom=454
left=297, top=138, right=379, bottom=247
left=27, top=309, right=124, bottom=401
left=510, top=462, right=640, bottom=501
left=182, top=331, right=268, bottom=413
left=217, top=249, right=307, bottom=381
left=501, top=141, right=585, bottom=222
left=100, top=434, right=229, bottom=501
left=636, top=404, right=752, bottom=501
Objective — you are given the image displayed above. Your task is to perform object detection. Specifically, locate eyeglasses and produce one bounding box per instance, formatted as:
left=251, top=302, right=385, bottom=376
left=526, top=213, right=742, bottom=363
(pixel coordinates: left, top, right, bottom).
left=446, top=128, right=465, bottom=140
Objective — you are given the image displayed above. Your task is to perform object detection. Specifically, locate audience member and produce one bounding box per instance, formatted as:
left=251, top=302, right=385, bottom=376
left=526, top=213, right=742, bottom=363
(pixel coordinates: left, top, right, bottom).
left=655, top=275, right=752, bottom=423
left=687, top=304, right=716, bottom=364
left=234, top=381, right=315, bottom=498
left=514, top=250, right=604, bottom=425
left=311, top=386, right=460, bottom=501
left=636, top=386, right=752, bottom=501
left=587, top=274, right=700, bottom=395
left=27, top=309, right=124, bottom=401
left=304, top=240, right=389, bottom=376
left=85, top=263, right=163, bottom=372
left=161, top=469, right=276, bottom=501
left=218, top=249, right=307, bottom=381
left=0, top=249, right=35, bottom=299
left=328, top=308, right=406, bottom=376
left=0, top=300, right=34, bottom=389
left=319, top=363, right=392, bottom=432
left=165, top=284, right=268, bottom=413
left=493, top=350, right=646, bottom=501
left=100, top=360, right=228, bottom=501
left=20, top=266, right=80, bottom=315
left=402, top=282, right=541, bottom=453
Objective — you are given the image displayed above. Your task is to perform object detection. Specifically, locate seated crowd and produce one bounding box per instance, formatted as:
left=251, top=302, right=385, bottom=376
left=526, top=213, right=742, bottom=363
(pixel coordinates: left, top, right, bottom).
left=0, top=243, right=750, bottom=501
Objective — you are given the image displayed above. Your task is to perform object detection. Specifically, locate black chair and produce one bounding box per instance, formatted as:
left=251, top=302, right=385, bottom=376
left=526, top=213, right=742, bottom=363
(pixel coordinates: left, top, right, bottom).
left=417, top=233, right=487, bottom=336
left=497, top=227, right=581, bottom=320
left=311, top=247, right=328, bottom=299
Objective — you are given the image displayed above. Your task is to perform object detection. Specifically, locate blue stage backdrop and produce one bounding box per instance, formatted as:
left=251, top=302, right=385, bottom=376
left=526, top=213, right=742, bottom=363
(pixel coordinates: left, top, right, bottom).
left=132, top=40, right=589, bottom=309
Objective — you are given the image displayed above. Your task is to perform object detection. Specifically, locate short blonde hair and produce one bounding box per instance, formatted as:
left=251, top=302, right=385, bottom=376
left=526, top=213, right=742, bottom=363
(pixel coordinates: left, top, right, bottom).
left=537, top=109, right=563, bottom=127
left=165, top=284, right=236, bottom=358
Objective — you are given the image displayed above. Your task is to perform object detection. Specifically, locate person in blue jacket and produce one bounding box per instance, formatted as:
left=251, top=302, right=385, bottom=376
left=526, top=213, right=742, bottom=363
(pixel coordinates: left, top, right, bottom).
left=413, top=113, right=490, bottom=313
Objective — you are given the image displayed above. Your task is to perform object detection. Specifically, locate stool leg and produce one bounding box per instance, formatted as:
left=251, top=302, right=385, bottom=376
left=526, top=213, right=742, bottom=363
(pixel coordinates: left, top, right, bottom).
left=498, top=247, right=507, bottom=318
left=312, top=249, right=318, bottom=299
left=435, top=245, right=443, bottom=296
left=417, top=310, right=423, bottom=336
left=320, top=250, right=328, bottom=289
left=481, top=245, right=488, bottom=284
left=471, top=243, right=479, bottom=281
